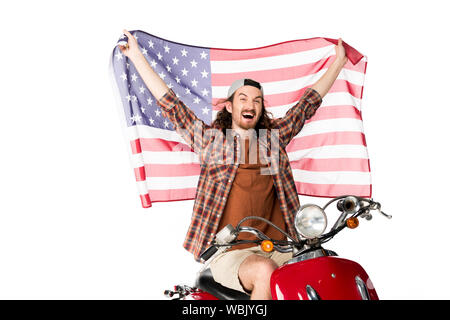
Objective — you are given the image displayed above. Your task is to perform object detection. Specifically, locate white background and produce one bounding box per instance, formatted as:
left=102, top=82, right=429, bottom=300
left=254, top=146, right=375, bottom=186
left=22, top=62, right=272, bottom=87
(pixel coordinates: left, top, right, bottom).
left=0, top=0, right=449, bottom=299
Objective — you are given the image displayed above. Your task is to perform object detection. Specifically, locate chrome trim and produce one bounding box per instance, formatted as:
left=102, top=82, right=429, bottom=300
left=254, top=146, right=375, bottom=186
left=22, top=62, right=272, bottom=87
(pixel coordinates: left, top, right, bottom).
left=285, top=248, right=338, bottom=265
left=294, top=204, right=327, bottom=239
left=238, top=226, right=293, bottom=253
left=306, top=285, right=320, bottom=300
left=355, top=276, right=370, bottom=300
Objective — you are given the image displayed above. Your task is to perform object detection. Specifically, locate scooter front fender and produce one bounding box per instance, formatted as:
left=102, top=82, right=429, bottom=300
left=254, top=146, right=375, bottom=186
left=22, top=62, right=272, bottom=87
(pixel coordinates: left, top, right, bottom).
left=271, top=256, right=378, bottom=300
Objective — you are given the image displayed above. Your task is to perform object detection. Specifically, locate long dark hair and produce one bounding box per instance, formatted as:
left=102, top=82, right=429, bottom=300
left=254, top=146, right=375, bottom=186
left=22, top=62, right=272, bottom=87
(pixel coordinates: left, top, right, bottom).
left=212, top=93, right=274, bottom=134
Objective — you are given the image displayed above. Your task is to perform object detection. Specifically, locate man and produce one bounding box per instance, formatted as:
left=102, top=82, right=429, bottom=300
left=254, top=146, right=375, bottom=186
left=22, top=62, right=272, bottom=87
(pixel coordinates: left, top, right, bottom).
left=119, top=29, right=348, bottom=299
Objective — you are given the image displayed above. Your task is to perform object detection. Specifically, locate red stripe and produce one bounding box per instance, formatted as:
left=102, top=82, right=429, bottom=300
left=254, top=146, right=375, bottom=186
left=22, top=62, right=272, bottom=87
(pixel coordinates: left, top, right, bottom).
left=148, top=188, right=197, bottom=202
left=131, top=138, right=193, bottom=154
left=211, top=38, right=366, bottom=72
left=286, top=132, right=367, bottom=152
left=287, top=132, right=366, bottom=152
left=134, top=166, right=146, bottom=181
left=212, top=80, right=362, bottom=110
left=211, top=57, right=365, bottom=88
left=210, top=38, right=330, bottom=61
left=304, top=105, right=361, bottom=122
left=140, top=193, right=152, bottom=208
left=130, top=139, right=142, bottom=154
left=133, top=132, right=366, bottom=154
left=212, top=89, right=304, bottom=111
left=295, top=182, right=371, bottom=198
left=291, top=158, right=370, bottom=172
left=144, top=163, right=200, bottom=177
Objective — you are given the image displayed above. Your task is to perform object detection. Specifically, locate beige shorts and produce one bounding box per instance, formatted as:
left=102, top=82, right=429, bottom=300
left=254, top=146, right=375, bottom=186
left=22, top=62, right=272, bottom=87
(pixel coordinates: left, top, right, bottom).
left=208, top=246, right=293, bottom=294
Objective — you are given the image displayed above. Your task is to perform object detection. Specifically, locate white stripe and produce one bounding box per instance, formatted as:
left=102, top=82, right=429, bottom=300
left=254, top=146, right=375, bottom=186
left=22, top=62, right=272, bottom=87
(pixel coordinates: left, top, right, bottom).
left=298, top=118, right=364, bottom=137
left=136, top=180, right=149, bottom=195
left=132, top=145, right=368, bottom=168
left=145, top=175, right=199, bottom=190
left=127, top=125, right=191, bottom=142
left=131, top=151, right=199, bottom=167
left=197, top=118, right=365, bottom=138
left=211, top=45, right=335, bottom=73
left=287, top=145, right=369, bottom=160
left=211, top=69, right=364, bottom=98
left=268, top=92, right=362, bottom=117
left=293, top=169, right=371, bottom=185
left=212, top=91, right=362, bottom=120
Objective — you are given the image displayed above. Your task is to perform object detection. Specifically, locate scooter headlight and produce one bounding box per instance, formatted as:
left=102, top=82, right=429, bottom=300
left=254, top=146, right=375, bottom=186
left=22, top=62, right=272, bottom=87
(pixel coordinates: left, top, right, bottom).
left=294, top=204, right=327, bottom=239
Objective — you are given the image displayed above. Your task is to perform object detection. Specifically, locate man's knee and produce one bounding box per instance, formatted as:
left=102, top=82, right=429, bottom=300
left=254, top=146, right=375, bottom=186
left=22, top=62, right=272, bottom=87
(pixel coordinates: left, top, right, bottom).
left=238, top=254, right=277, bottom=290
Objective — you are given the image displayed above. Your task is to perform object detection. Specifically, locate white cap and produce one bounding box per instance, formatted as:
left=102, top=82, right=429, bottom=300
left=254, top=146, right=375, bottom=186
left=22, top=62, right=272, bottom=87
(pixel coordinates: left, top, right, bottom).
left=227, top=78, right=264, bottom=99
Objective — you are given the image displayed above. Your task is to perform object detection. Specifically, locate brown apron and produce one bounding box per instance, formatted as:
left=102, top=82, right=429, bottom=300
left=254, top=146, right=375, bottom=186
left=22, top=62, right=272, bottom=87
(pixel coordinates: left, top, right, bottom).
left=217, top=136, right=287, bottom=250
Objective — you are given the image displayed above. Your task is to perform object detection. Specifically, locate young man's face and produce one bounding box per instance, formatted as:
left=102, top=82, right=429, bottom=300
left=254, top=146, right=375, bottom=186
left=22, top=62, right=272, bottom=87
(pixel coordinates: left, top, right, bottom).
left=226, top=85, right=263, bottom=131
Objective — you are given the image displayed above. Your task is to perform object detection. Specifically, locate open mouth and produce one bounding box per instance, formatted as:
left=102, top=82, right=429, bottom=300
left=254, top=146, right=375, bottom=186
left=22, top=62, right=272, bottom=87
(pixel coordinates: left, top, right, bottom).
left=242, top=112, right=255, bottom=120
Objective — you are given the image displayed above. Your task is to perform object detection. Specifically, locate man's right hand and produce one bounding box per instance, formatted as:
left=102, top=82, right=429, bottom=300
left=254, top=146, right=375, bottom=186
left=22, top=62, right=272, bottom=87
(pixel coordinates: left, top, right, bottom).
left=118, top=29, right=142, bottom=62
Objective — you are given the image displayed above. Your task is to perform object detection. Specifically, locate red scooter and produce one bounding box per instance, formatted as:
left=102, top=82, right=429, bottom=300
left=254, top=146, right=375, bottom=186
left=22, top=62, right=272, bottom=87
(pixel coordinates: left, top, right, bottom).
left=164, top=195, right=391, bottom=300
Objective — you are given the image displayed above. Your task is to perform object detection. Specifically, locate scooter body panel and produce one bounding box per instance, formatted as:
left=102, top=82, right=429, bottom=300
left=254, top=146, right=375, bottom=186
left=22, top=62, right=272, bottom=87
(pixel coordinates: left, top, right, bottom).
left=186, top=290, right=219, bottom=300
left=270, top=256, right=378, bottom=300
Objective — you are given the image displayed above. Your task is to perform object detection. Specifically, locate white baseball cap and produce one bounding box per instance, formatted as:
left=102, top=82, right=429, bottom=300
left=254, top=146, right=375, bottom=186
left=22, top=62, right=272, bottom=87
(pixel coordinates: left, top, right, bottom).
left=227, top=78, right=264, bottom=99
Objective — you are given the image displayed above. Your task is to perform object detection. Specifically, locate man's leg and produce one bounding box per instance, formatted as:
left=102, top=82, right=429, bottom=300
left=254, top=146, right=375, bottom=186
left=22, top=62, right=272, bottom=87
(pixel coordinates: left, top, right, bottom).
left=238, top=254, right=278, bottom=300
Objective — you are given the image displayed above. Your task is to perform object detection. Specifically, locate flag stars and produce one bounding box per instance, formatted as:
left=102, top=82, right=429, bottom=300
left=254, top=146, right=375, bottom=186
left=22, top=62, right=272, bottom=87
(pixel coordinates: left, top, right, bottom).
left=148, top=40, right=154, bottom=48
left=191, top=79, right=198, bottom=87
left=139, top=86, right=146, bottom=94
left=185, top=87, right=191, bottom=95
left=130, top=114, right=142, bottom=123
left=166, top=64, right=172, bottom=73
left=201, top=88, right=209, bottom=97
left=155, top=109, right=161, bottom=117
left=202, top=106, right=209, bottom=114
left=115, top=51, right=123, bottom=60
left=200, top=51, right=208, bottom=59
left=149, top=117, right=155, bottom=125
left=140, top=106, right=146, bottom=113
left=158, top=71, right=166, bottom=80
left=181, top=48, right=188, bottom=57
left=175, top=76, right=181, bottom=84
left=193, top=97, right=201, bottom=104
left=147, top=97, right=153, bottom=105
left=157, top=52, right=163, bottom=60
left=150, top=59, right=157, bottom=68
left=163, top=120, right=170, bottom=128
left=172, top=57, right=179, bottom=65
left=131, top=73, right=138, bottom=82
left=141, top=47, right=148, bottom=55
left=201, top=70, right=209, bottom=78
left=120, top=72, right=127, bottom=81
left=190, top=59, right=198, bottom=68
left=164, top=44, right=171, bottom=53
left=181, top=68, right=189, bottom=76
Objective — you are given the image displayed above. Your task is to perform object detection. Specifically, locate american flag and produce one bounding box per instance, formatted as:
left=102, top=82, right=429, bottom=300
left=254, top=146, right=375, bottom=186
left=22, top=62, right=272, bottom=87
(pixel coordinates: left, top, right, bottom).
left=110, top=30, right=371, bottom=208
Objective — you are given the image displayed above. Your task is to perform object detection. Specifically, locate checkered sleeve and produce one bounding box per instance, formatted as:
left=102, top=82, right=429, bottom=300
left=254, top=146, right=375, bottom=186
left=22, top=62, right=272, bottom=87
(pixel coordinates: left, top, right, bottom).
left=157, top=88, right=209, bottom=153
left=272, top=87, right=322, bottom=148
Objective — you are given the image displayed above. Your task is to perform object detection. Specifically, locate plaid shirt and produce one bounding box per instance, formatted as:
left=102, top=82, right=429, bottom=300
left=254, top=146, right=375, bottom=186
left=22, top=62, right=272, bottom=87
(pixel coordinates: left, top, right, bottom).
left=157, top=87, right=322, bottom=262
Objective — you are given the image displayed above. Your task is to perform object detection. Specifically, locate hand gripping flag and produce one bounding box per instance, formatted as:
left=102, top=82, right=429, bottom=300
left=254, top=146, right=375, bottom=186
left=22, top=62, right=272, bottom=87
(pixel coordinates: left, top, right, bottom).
left=109, top=30, right=370, bottom=208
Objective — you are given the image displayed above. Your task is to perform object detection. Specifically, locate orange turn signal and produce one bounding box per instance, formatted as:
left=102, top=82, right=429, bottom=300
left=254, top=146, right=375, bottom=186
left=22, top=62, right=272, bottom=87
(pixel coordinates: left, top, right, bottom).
left=346, top=217, right=359, bottom=229
left=261, top=240, right=274, bottom=252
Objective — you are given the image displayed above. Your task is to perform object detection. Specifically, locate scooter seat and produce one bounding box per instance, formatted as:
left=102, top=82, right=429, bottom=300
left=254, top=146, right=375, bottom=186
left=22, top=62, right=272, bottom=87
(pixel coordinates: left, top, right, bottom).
left=195, top=268, right=250, bottom=300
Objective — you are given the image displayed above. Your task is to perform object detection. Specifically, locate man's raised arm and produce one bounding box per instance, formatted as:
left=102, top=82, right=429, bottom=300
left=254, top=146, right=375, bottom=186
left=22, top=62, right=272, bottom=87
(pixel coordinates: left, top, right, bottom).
left=311, top=38, right=348, bottom=98
left=119, top=29, right=169, bottom=100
